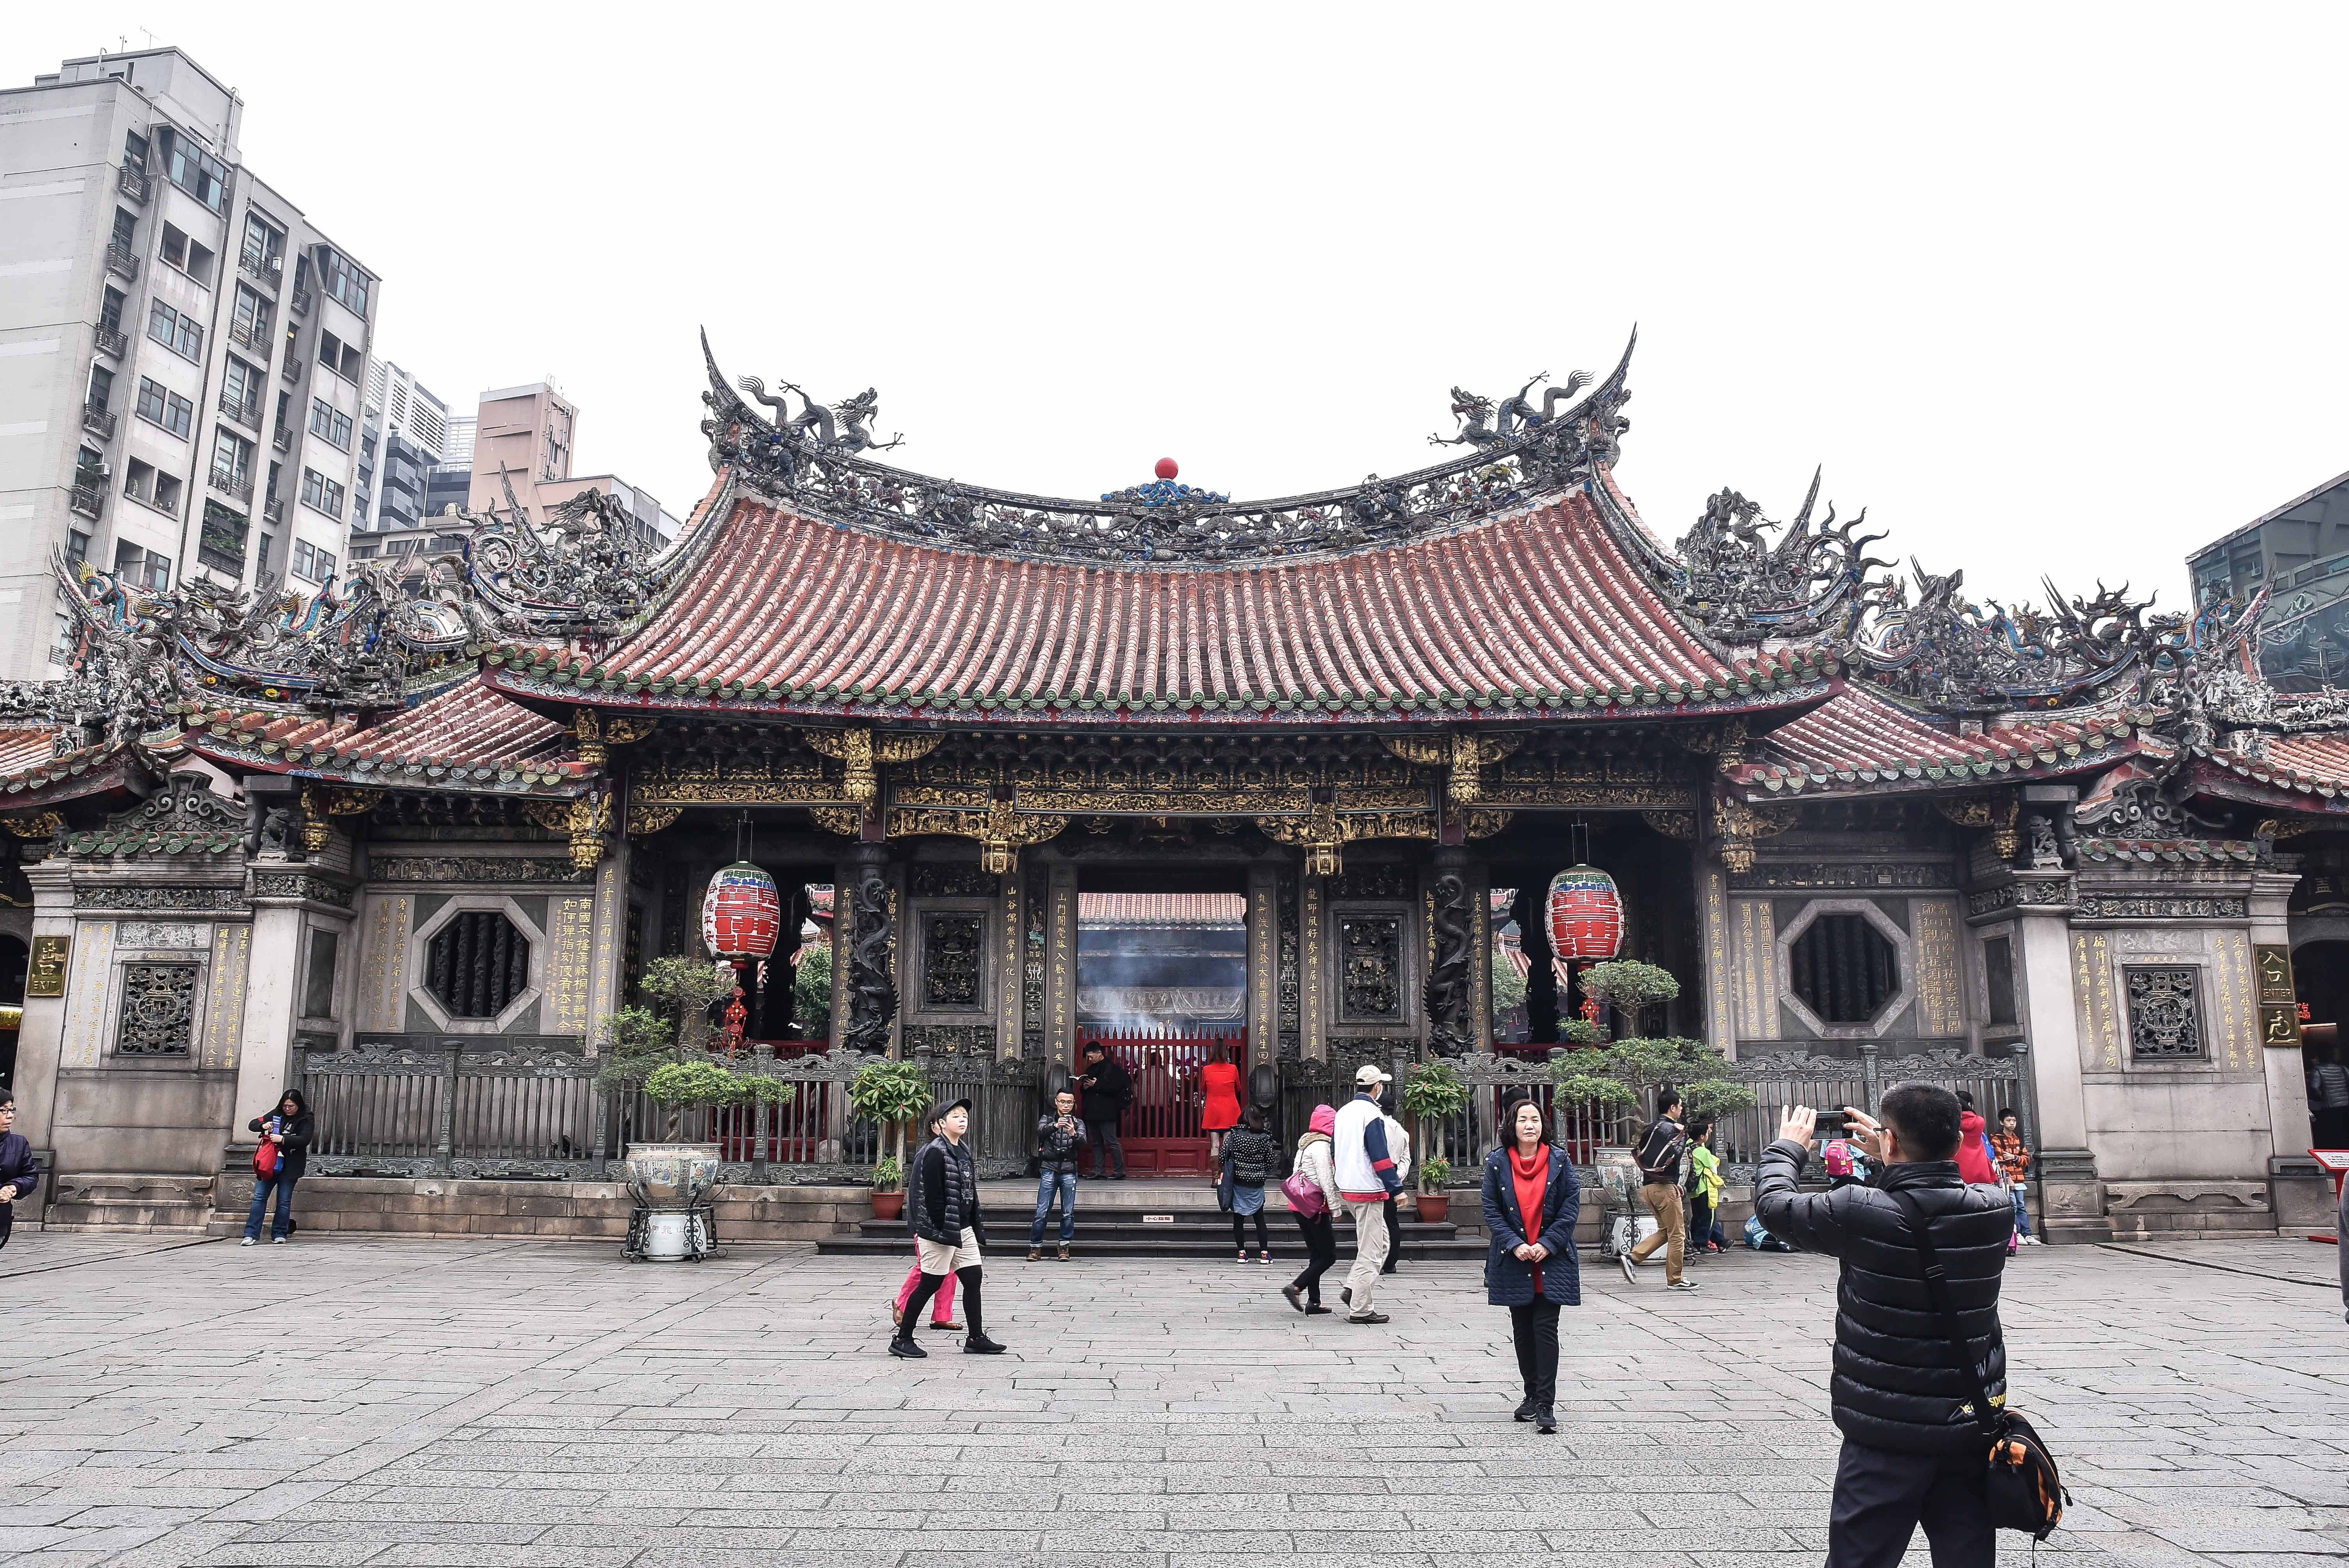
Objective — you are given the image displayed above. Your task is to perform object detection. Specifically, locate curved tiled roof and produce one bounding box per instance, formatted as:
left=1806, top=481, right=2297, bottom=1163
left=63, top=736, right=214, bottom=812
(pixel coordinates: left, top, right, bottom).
left=485, top=486, right=1838, bottom=725
left=1734, top=686, right=2152, bottom=796
left=1078, top=893, right=1246, bottom=927
left=186, top=679, right=593, bottom=794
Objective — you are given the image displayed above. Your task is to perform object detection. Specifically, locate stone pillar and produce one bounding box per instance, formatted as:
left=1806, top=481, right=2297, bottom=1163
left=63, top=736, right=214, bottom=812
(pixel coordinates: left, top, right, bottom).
left=1696, top=856, right=1736, bottom=1057
left=1246, top=863, right=1278, bottom=1060
left=583, top=836, right=630, bottom=1053
left=2251, top=870, right=2329, bottom=1229
left=1044, top=860, right=1078, bottom=1065
left=235, top=887, right=309, bottom=1130
left=11, top=860, right=73, bottom=1218
left=1299, top=871, right=1328, bottom=1060
left=2011, top=896, right=2107, bottom=1242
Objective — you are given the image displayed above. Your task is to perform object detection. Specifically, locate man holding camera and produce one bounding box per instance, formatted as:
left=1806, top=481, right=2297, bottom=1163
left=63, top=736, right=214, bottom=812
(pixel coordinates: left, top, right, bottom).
left=1756, top=1085, right=2014, bottom=1568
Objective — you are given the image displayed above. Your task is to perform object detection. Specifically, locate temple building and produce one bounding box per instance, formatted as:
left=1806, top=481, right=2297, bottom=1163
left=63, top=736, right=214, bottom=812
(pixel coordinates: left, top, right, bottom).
left=0, top=333, right=2340, bottom=1241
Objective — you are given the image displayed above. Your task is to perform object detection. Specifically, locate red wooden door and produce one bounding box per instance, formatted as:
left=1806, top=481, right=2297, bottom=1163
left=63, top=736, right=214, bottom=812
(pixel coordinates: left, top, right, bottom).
left=1080, top=1029, right=1246, bottom=1176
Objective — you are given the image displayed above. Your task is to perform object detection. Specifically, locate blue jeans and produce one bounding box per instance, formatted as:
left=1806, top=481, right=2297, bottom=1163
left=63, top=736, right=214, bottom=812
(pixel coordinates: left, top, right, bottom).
left=2009, top=1186, right=2033, bottom=1240
left=1030, top=1169, right=1076, bottom=1245
left=245, top=1170, right=298, bottom=1240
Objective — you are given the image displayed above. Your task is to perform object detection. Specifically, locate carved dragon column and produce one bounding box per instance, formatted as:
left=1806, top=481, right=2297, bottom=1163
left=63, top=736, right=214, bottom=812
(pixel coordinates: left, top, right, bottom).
left=835, top=843, right=898, bottom=1059
left=1421, top=848, right=1476, bottom=1058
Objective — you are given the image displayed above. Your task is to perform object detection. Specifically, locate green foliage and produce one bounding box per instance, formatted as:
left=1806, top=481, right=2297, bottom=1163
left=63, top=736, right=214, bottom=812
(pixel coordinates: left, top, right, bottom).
left=1489, top=950, right=1526, bottom=1022
left=1578, top=960, right=1681, bottom=1010
left=1417, top=1155, right=1453, bottom=1194
left=1559, top=1017, right=1604, bottom=1046
left=792, top=942, right=833, bottom=1033
left=1550, top=1033, right=1750, bottom=1130
left=597, top=958, right=791, bottom=1135
left=870, top=1154, right=903, bottom=1193
left=1400, top=1060, right=1469, bottom=1123
left=849, top=1060, right=934, bottom=1167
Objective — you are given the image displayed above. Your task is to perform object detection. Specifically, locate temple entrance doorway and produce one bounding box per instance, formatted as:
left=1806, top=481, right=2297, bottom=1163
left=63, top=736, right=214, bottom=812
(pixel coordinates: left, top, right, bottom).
left=1075, top=867, right=1248, bottom=1176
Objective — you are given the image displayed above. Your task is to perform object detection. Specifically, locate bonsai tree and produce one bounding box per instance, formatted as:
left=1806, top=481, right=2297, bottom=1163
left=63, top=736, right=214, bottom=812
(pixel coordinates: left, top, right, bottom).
left=848, top=1059, right=932, bottom=1185
left=596, top=956, right=790, bottom=1139
left=1551, top=1034, right=1754, bottom=1136
left=1401, top=1059, right=1469, bottom=1172
left=1558, top=1017, right=1605, bottom=1047
left=1578, top=959, right=1681, bottom=1038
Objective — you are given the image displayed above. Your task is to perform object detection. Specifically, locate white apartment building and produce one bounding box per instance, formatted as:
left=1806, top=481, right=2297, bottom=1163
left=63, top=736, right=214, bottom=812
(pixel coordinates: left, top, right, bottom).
left=0, top=47, right=381, bottom=681
left=356, top=359, right=447, bottom=533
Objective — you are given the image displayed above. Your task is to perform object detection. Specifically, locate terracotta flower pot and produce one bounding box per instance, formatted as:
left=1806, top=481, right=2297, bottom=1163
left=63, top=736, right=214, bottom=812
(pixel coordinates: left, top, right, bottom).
left=1415, top=1194, right=1450, bottom=1224
left=871, top=1191, right=905, bottom=1221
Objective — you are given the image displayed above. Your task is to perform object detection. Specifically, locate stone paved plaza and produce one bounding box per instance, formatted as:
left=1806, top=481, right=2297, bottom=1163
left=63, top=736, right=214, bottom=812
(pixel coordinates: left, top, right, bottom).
left=0, top=1230, right=2344, bottom=1565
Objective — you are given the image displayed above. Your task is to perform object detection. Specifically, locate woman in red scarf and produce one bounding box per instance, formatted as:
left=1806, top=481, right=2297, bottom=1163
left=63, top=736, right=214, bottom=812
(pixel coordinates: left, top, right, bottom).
left=1480, top=1097, right=1582, bottom=1433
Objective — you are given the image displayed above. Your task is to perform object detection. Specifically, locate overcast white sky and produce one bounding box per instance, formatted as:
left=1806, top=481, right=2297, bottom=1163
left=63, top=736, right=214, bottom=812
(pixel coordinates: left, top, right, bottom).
left=14, top=5, right=2346, bottom=607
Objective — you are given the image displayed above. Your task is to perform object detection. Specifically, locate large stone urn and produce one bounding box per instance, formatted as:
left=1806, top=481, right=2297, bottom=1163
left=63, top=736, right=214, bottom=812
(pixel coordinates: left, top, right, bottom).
left=1592, top=1144, right=1645, bottom=1258
left=622, top=1142, right=720, bottom=1262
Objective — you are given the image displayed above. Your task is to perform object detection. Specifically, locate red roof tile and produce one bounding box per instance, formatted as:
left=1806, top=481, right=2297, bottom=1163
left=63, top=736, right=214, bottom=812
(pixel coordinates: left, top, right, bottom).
left=1734, top=686, right=2150, bottom=795
left=186, top=680, right=592, bottom=793
left=0, top=726, right=64, bottom=778
left=487, top=487, right=1839, bottom=724
left=1078, top=893, right=1246, bottom=927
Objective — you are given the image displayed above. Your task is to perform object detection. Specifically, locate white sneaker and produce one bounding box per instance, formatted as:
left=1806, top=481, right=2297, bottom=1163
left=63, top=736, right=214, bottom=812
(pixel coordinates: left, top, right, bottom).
left=271, top=1236, right=288, bottom=1245
left=1618, top=1251, right=1638, bottom=1285
left=238, top=1237, right=256, bottom=1247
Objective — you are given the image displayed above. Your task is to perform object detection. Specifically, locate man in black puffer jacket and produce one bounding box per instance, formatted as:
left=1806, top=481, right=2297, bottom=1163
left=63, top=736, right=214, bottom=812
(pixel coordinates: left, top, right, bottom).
left=893, top=1099, right=1005, bottom=1358
left=1757, top=1082, right=2012, bottom=1568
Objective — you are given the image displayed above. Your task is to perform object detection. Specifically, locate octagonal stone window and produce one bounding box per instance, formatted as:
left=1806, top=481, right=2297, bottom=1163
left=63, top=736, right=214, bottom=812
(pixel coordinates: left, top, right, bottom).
left=1789, top=913, right=1900, bottom=1024
left=426, top=911, right=531, bottom=1019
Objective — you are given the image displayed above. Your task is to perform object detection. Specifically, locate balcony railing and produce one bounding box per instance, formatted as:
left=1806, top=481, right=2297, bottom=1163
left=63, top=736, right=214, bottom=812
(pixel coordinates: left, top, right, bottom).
left=81, top=404, right=116, bottom=440
left=290, top=287, right=313, bottom=316
left=271, top=424, right=294, bottom=453
left=264, top=495, right=283, bottom=525
left=228, top=317, right=271, bottom=353
left=217, top=391, right=259, bottom=429
left=281, top=355, right=301, bottom=382
left=116, top=162, right=150, bottom=203
left=237, top=249, right=282, bottom=289
left=93, top=325, right=127, bottom=358
left=209, top=467, right=253, bottom=504
left=104, top=241, right=139, bottom=281
left=70, top=484, right=103, bottom=521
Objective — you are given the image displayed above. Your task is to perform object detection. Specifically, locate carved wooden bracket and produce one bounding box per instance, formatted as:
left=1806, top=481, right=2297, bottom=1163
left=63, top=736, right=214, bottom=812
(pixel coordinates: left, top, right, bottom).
left=1713, top=797, right=1801, bottom=873
left=1381, top=732, right=1523, bottom=804
left=803, top=728, right=945, bottom=802
left=886, top=798, right=1061, bottom=873
left=523, top=795, right=614, bottom=869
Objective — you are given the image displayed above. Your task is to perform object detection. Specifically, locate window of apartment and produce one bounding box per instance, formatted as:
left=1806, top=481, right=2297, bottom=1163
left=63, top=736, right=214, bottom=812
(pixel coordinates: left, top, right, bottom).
left=158, top=223, right=215, bottom=286
left=100, top=286, right=126, bottom=335
left=123, top=460, right=183, bottom=519
left=315, top=331, right=364, bottom=381
left=75, top=445, right=105, bottom=486
left=158, top=128, right=229, bottom=212
left=66, top=529, right=90, bottom=565
left=231, top=284, right=272, bottom=345
left=361, top=433, right=378, bottom=461
left=114, top=539, right=171, bottom=589
left=239, top=213, right=283, bottom=273
left=121, top=130, right=148, bottom=172
left=308, top=397, right=353, bottom=450
left=211, top=429, right=254, bottom=485
left=291, top=538, right=337, bottom=583
left=221, top=357, right=262, bottom=419
left=135, top=378, right=194, bottom=439
left=199, top=499, right=250, bottom=575
left=300, top=467, right=345, bottom=519
left=87, top=363, right=115, bottom=413
left=257, top=532, right=274, bottom=573
left=110, top=207, right=137, bottom=251
left=145, top=300, right=202, bottom=361
left=316, top=247, right=372, bottom=318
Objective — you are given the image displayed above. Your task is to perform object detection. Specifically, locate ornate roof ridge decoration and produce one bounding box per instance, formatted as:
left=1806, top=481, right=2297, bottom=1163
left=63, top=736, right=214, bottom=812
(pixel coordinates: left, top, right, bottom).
left=183, top=680, right=596, bottom=800
left=1845, top=561, right=2265, bottom=715
left=697, top=329, right=1637, bottom=568
left=68, top=769, right=244, bottom=859
left=1651, top=469, right=1893, bottom=645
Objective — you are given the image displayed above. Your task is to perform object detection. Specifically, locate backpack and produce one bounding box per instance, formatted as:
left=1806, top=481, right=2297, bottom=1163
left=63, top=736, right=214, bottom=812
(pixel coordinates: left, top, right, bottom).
left=1823, top=1140, right=1854, bottom=1178
left=1636, top=1118, right=1685, bottom=1185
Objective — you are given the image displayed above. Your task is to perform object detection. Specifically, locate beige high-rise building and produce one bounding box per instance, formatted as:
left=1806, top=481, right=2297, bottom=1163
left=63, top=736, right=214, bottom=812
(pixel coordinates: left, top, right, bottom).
left=0, top=47, right=380, bottom=681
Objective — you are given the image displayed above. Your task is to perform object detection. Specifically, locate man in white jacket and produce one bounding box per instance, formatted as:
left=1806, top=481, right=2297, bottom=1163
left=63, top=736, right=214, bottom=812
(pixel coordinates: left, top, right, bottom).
left=1332, top=1063, right=1404, bottom=1324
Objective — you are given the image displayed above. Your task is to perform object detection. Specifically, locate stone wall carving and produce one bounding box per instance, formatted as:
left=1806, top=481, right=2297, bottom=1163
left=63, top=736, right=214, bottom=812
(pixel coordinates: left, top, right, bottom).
left=1423, top=871, right=1474, bottom=1056
left=372, top=856, right=593, bottom=885
left=1965, top=879, right=2076, bottom=917
left=2076, top=893, right=2248, bottom=920
left=1338, top=914, right=1403, bottom=1023
left=841, top=858, right=897, bottom=1055
left=250, top=871, right=355, bottom=908
left=921, top=914, right=985, bottom=1010
left=2123, top=966, right=2205, bottom=1059
left=116, top=962, right=198, bottom=1055
left=1735, top=862, right=1952, bottom=891
left=75, top=884, right=247, bottom=912
left=903, top=1024, right=998, bottom=1055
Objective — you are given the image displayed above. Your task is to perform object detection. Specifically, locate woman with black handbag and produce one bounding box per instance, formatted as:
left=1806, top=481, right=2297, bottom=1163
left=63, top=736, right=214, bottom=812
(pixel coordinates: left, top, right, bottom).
left=1479, top=1097, right=1581, bottom=1434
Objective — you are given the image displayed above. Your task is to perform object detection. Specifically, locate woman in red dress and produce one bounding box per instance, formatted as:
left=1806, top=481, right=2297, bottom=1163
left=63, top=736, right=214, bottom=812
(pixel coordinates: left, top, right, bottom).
left=1199, top=1043, right=1243, bottom=1172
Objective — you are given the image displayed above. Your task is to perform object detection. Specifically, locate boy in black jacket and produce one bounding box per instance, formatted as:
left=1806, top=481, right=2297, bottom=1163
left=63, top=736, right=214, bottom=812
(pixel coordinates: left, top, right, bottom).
left=893, top=1100, right=1005, bottom=1358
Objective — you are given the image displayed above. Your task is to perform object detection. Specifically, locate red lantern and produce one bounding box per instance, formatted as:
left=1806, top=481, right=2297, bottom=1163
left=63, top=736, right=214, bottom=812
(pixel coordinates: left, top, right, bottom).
left=701, top=862, right=782, bottom=963
left=1546, top=864, right=1622, bottom=962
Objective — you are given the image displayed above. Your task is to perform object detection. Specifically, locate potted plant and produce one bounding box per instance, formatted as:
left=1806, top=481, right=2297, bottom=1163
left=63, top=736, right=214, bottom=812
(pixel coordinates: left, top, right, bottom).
left=597, top=956, right=792, bottom=1261
left=1400, top=1060, right=1468, bottom=1222
left=1577, top=958, right=1682, bottom=1039
left=1415, top=1155, right=1454, bottom=1224
left=848, top=1059, right=932, bottom=1220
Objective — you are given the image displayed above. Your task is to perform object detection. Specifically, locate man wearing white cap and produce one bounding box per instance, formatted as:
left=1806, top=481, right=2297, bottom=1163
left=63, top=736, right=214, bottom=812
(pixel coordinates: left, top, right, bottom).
left=1332, top=1062, right=1404, bottom=1323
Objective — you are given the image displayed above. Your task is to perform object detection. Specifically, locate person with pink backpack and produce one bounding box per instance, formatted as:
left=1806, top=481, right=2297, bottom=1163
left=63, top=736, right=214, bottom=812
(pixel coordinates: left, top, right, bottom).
left=1280, top=1104, right=1343, bottom=1314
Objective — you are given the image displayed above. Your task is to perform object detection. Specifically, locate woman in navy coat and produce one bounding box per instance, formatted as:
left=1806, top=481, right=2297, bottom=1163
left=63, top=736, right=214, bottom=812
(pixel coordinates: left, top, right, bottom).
left=1481, top=1097, right=1582, bottom=1433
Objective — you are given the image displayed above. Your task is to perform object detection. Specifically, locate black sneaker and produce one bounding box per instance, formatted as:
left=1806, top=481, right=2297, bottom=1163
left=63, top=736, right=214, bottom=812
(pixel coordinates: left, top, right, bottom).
left=965, top=1334, right=1007, bottom=1355
left=1536, top=1409, right=1557, bottom=1434
left=1513, top=1401, right=1536, bottom=1423
left=1282, top=1284, right=1305, bottom=1314
left=887, top=1337, right=926, bottom=1359
left=1304, top=1304, right=1332, bottom=1315
left=1340, top=1287, right=1352, bottom=1307
left=1347, top=1311, right=1390, bottom=1326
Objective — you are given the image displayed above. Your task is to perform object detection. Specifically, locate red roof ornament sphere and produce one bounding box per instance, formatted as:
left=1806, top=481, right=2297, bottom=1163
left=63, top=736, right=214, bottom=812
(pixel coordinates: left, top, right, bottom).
left=1546, top=864, right=1623, bottom=962
left=1155, top=457, right=1179, bottom=480
left=701, top=862, right=782, bottom=963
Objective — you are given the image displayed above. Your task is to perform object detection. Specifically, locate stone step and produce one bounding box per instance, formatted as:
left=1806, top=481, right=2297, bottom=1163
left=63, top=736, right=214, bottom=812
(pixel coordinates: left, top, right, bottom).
left=816, top=1232, right=1490, bottom=1261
